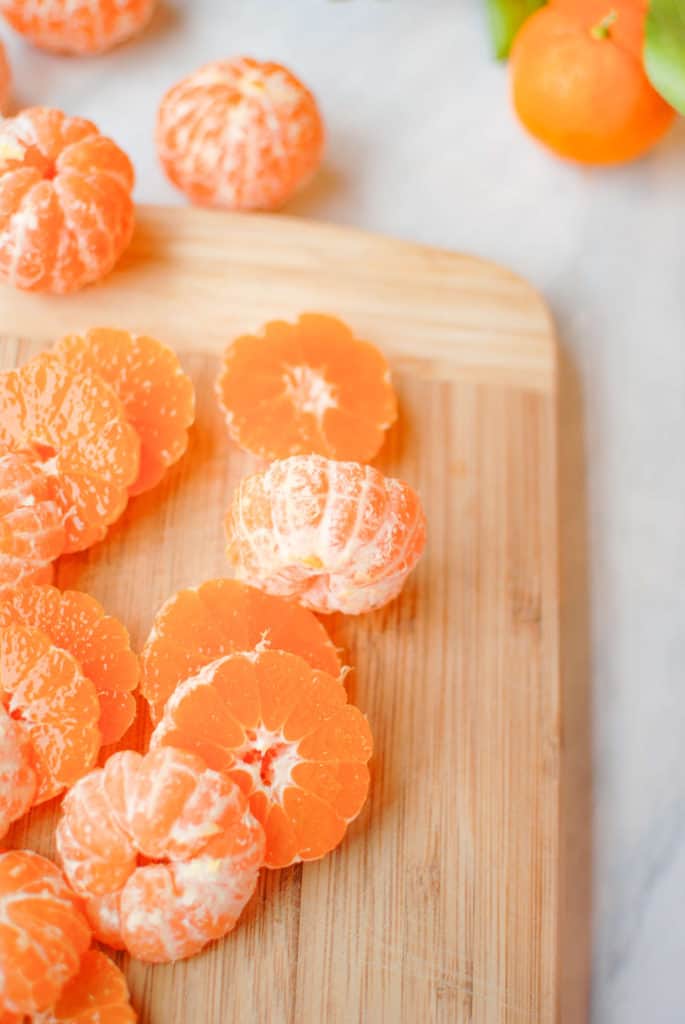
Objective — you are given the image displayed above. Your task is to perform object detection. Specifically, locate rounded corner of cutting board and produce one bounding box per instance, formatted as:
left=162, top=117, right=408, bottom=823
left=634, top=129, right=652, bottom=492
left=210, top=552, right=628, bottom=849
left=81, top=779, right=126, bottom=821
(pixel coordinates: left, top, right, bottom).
left=0, top=204, right=558, bottom=392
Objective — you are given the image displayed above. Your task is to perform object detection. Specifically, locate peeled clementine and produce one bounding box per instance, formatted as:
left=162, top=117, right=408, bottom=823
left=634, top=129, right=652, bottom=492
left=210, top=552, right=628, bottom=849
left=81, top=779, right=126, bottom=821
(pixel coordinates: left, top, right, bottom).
left=510, top=0, right=676, bottom=164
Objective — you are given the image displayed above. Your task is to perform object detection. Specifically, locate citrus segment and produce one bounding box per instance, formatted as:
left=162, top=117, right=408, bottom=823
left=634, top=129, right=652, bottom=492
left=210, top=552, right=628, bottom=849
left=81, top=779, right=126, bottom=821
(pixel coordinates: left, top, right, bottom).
left=83, top=892, right=124, bottom=952
left=0, top=625, right=101, bottom=803
left=0, top=850, right=91, bottom=1017
left=0, top=353, right=140, bottom=552
left=0, top=107, right=135, bottom=293
left=140, top=578, right=341, bottom=722
left=0, top=584, right=139, bottom=745
left=216, top=314, right=398, bottom=462
left=0, top=704, right=36, bottom=838
left=54, top=329, right=196, bottom=496
left=0, top=448, right=65, bottom=597
left=225, top=454, right=427, bottom=614
left=151, top=649, right=373, bottom=869
left=57, top=747, right=265, bottom=963
left=157, top=57, right=324, bottom=211
left=34, top=949, right=136, bottom=1024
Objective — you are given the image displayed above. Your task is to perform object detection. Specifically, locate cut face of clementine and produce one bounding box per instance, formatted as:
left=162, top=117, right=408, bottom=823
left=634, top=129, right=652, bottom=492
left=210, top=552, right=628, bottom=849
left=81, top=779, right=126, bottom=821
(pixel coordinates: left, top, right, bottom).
left=151, top=649, right=373, bottom=869
left=0, top=354, right=140, bottom=552
left=140, top=577, right=342, bottom=722
left=216, top=314, right=398, bottom=462
left=0, top=584, right=139, bottom=745
left=0, top=624, right=101, bottom=803
left=0, top=447, right=66, bottom=597
left=0, top=704, right=36, bottom=839
left=54, top=329, right=196, bottom=496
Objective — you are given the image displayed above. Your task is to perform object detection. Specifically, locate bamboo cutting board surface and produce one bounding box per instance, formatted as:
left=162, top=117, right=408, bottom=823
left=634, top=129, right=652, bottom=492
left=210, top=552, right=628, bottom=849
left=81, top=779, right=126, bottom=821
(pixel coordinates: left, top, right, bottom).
left=0, top=206, right=559, bottom=1024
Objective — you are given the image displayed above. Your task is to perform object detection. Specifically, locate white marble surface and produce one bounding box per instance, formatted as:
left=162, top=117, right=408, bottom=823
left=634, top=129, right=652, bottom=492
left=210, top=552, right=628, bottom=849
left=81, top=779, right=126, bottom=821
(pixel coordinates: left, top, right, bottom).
left=3, top=3, right=684, bottom=1021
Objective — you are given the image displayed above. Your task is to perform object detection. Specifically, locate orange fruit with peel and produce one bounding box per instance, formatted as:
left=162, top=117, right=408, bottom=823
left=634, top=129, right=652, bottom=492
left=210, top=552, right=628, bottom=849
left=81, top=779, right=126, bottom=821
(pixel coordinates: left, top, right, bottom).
left=140, top=577, right=342, bottom=722
left=216, top=314, right=398, bottom=462
left=57, top=746, right=265, bottom=962
left=0, top=353, right=140, bottom=552
left=0, top=107, right=135, bottom=293
left=157, top=57, right=324, bottom=211
left=0, top=585, right=139, bottom=746
left=225, top=454, right=427, bottom=615
left=510, top=0, right=676, bottom=164
left=0, top=0, right=157, bottom=55
left=0, top=850, right=91, bottom=1018
left=54, top=328, right=196, bottom=496
left=151, top=649, right=373, bottom=869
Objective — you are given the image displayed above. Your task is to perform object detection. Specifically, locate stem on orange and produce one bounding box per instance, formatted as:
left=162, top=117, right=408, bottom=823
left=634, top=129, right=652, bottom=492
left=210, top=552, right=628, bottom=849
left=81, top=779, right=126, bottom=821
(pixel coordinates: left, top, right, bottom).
left=591, top=10, right=618, bottom=40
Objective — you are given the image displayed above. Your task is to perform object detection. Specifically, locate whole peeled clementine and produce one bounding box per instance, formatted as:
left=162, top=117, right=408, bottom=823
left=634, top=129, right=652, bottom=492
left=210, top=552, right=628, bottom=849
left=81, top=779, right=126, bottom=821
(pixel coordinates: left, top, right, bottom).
left=510, top=0, right=676, bottom=164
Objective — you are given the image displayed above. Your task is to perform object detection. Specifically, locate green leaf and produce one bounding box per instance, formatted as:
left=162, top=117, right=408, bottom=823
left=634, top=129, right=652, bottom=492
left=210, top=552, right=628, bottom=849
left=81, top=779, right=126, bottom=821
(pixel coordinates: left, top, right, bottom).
left=645, top=0, right=685, bottom=114
left=484, top=0, right=547, bottom=59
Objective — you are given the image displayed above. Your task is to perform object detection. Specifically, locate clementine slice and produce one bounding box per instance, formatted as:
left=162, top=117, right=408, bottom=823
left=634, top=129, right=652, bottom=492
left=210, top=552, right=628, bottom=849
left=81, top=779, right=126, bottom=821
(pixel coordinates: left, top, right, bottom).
left=0, top=704, right=36, bottom=838
left=54, top=328, right=196, bottom=496
left=0, top=353, right=140, bottom=552
left=0, top=107, right=135, bottom=293
left=36, top=949, right=136, bottom=1024
left=0, top=447, right=66, bottom=597
left=216, top=314, right=398, bottom=462
left=0, top=624, right=101, bottom=803
left=151, top=649, right=373, bottom=869
left=140, top=577, right=342, bottom=722
left=57, top=747, right=265, bottom=963
left=0, top=850, right=90, bottom=1017
left=157, top=57, right=324, bottom=211
left=225, top=454, right=427, bottom=614
left=0, top=585, right=139, bottom=745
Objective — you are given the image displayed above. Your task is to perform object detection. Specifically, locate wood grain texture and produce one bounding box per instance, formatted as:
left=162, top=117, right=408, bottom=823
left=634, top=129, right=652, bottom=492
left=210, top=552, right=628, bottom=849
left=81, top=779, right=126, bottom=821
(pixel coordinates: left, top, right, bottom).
left=0, top=206, right=559, bottom=1024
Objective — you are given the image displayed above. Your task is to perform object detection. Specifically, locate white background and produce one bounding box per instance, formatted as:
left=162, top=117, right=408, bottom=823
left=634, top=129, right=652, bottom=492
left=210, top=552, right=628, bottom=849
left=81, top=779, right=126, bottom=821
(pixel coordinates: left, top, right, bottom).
left=3, top=3, right=685, bottom=1021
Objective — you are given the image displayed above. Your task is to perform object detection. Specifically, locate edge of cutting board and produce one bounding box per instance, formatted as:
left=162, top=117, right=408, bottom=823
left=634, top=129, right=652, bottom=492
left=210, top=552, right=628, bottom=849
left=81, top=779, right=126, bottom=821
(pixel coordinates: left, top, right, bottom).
left=0, top=204, right=556, bottom=392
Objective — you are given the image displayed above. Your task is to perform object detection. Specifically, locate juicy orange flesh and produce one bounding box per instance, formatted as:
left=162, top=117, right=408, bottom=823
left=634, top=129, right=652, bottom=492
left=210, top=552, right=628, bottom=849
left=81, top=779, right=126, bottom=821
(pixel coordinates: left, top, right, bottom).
left=217, top=313, right=397, bottom=462
left=152, top=649, right=372, bottom=868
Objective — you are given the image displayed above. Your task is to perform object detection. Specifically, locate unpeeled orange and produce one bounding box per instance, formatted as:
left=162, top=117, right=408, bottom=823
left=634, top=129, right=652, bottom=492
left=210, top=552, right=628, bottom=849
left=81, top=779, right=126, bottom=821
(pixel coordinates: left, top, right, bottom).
left=510, top=0, right=676, bottom=164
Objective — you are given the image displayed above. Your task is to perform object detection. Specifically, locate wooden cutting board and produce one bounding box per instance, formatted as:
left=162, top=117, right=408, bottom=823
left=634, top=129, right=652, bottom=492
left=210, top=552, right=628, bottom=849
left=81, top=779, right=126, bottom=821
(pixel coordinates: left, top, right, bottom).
left=0, top=206, right=559, bottom=1024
